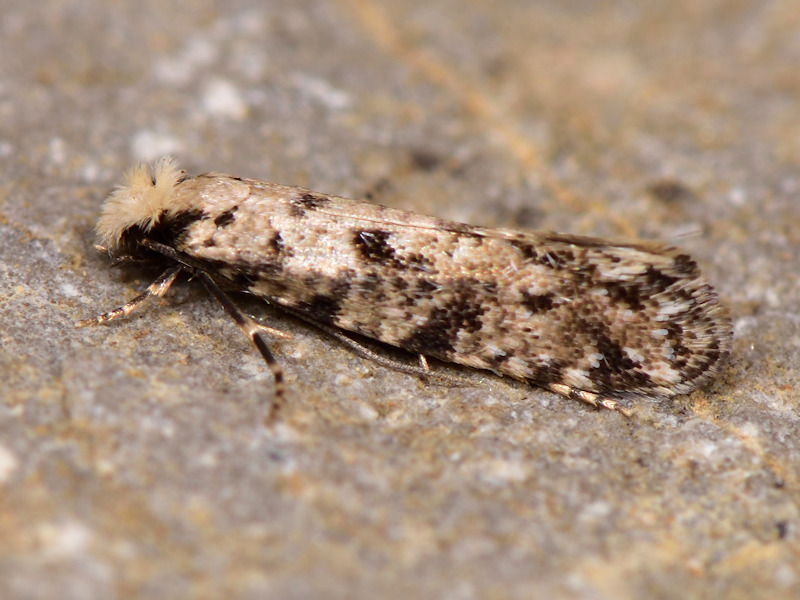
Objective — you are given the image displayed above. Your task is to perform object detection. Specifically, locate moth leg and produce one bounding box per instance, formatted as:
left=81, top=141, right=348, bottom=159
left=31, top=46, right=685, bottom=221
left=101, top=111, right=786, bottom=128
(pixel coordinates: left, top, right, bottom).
left=418, top=355, right=430, bottom=372
left=275, top=304, right=468, bottom=385
left=76, top=265, right=182, bottom=327
left=95, top=246, right=157, bottom=269
left=197, top=272, right=286, bottom=425
left=547, top=383, right=632, bottom=418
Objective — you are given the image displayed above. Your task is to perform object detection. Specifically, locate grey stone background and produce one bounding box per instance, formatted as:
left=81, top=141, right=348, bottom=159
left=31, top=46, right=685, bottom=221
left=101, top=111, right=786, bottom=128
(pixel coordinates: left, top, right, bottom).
left=1, top=0, right=798, bottom=598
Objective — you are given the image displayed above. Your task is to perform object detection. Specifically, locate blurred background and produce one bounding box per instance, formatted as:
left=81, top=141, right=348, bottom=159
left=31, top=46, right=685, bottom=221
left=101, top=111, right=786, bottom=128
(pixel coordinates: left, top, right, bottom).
left=0, top=1, right=798, bottom=598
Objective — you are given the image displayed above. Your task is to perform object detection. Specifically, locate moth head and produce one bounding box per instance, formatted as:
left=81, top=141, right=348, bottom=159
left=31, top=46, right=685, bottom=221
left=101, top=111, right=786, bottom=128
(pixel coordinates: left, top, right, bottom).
left=96, top=156, right=187, bottom=255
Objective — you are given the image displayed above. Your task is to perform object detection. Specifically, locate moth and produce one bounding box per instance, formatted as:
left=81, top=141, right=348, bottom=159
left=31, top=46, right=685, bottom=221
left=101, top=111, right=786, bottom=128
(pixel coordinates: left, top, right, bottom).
left=79, top=157, right=732, bottom=419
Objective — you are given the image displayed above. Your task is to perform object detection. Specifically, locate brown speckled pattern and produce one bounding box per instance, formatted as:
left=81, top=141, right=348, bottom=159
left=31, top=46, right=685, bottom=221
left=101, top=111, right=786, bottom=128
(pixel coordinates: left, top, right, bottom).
left=114, top=172, right=733, bottom=401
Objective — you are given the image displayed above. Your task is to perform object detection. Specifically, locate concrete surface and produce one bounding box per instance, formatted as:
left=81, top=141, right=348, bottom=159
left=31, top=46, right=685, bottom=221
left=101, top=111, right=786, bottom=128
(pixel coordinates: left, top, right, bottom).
left=1, top=0, right=798, bottom=598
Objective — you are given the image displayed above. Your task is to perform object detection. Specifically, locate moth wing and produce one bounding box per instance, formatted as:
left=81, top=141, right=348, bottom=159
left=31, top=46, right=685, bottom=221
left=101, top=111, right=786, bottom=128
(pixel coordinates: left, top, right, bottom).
left=305, top=193, right=674, bottom=259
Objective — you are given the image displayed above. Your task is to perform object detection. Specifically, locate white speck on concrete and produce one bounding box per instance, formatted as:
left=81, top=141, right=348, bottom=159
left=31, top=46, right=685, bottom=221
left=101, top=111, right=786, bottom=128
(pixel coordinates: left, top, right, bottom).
left=38, top=521, right=93, bottom=559
left=201, top=78, right=248, bottom=120
left=59, top=282, right=81, bottom=298
left=0, top=444, right=18, bottom=483
left=154, top=35, right=219, bottom=86
left=292, top=73, right=352, bottom=110
left=49, top=137, right=66, bottom=165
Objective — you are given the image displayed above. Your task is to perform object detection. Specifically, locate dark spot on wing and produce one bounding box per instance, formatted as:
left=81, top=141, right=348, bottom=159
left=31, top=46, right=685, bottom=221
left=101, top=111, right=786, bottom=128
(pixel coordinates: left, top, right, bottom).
left=296, top=295, right=341, bottom=325
left=400, top=279, right=487, bottom=357
left=412, top=278, right=438, bottom=300
left=536, top=249, right=574, bottom=270
left=604, top=281, right=645, bottom=312
left=488, top=351, right=511, bottom=368
left=287, top=203, right=306, bottom=218
left=566, top=316, right=661, bottom=392
left=527, top=362, right=565, bottom=387
left=404, top=252, right=433, bottom=270
left=671, top=253, right=699, bottom=277
left=390, top=275, right=409, bottom=292
left=166, top=209, right=206, bottom=243
left=512, top=241, right=539, bottom=261
left=520, top=291, right=555, bottom=313
left=400, top=308, right=458, bottom=357
left=643, top=266, right=679, bottom=294
left=290, top=191, right=330, bottom=215
left=214, top=206, right=238, bottom=228
left=293, top=277, right=352, bottom=326
left=353, top=230, right=397, bottom=265
left=592, top=331, right=637, bottom=375
left=268, top=232, right=288, bottom=257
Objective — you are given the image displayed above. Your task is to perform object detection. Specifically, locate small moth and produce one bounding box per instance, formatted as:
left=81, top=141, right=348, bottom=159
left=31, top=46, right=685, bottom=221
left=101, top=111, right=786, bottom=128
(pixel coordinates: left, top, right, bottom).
left=80, top=157, right=732, bottom=419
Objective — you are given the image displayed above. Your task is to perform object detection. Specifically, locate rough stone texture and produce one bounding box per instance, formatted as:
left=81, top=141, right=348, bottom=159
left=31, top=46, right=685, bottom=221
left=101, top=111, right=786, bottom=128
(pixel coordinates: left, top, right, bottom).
left=1, top=1, right=798, bottom=598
